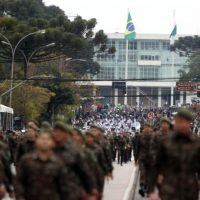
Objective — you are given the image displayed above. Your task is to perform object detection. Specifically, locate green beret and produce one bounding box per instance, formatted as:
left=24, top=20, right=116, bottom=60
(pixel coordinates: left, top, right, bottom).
left=175, top=108, right=193, bottom=121
left=54, top=121, right=72, bottom=134
left=160, top=117, right=171, bottom=125
left=40, top=121, right=53, bottom=133
left=143, top=122, right=152, bottom=127
left=90, top=125, right=105, bottom=133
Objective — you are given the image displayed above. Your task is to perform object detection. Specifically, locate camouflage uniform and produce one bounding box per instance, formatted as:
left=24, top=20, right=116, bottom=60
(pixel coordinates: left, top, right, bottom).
left=0, top=141, right=13, bottom=194
left=116, top=135, right=126, bottom=166
left=83, top=146, right=104, bottom=195
left=149, top=133, right=200, bottom=200
left=96, top=137, right=113, bottom=174
left=85, top=142, right=107, bottom=193
left=137, top=133, right=153, bottom=187
left=16, top=140, right=35, bottom=163
left=15, top=152, right=71, bottom=200
left=54, top=140, right=97, bottom=199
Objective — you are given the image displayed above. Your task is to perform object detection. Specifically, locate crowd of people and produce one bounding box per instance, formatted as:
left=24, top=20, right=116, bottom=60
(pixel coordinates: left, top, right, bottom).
left=0, top=105, right=199, bottom=200
left=0, top=121, right=114, bottom=200
left=134, top=108, right=200, bottom=200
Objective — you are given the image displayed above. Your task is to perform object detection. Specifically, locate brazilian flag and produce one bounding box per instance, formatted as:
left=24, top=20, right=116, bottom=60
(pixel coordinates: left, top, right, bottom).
left=125, top=12, right=136, bottom=41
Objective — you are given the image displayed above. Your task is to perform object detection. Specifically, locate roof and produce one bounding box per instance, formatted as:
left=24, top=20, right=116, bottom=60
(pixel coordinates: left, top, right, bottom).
left=0, top=104, right=13, bottom=114
left=106, top=33, right=190, bottom=40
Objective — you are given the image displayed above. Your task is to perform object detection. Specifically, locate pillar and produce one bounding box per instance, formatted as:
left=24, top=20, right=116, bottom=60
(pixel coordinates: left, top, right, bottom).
left=136, top=87, right=140, bottom=106
left=180, top=91, right=184, bottom=106
left=171, top=86, right=174, bottom=106
left=114, top=89, right=118, bottom=106
left=158, top=88, right=162, bottom=108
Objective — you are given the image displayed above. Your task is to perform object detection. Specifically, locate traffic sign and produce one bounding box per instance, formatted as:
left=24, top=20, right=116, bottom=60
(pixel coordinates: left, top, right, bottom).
left=147, top=112, right=155, bottom=119
left=176, top=82, right=196, bottom=91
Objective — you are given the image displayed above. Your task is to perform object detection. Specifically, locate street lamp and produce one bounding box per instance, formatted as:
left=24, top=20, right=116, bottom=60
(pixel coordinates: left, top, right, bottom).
left=0, top=30, right=46, bottom=107
left=64, top=58, right=86, bottom=71
left=0, top=75, right=56, bottom=103
left=19, top=42, right=55, bottom=77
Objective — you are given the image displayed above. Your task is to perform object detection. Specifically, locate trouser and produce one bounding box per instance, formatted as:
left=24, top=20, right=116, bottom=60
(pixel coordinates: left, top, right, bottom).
left=112, top=148, right=116, bottom=161
left=139, top=161, right=150, bottom=189
left=117, top=149, right=124, bottom=165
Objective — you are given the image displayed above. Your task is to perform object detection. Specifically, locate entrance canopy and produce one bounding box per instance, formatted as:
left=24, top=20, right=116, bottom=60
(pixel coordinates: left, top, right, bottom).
left=0, top=104, right=14, bottom=114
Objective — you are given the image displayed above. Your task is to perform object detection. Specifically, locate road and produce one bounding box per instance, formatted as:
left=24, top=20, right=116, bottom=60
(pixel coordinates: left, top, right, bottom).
left=103, top=161, right=136, bottom=200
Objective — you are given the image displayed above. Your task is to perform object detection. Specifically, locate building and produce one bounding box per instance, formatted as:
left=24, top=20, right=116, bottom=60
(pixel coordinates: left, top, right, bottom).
left=92, top=33, right=191, bottom=107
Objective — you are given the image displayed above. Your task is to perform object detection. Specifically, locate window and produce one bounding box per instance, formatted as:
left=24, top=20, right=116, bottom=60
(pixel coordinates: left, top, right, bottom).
left=118, top=54, right=126, bottom=62
left=128, top=41, right=137, bottom=50
left=119, top=40, right=126, bottom=49
left=140, top=66, right=159, bottom=79
left=128, top=42, right=134, bottom=50
left=140, top=41, right=160, bottom=50
left=140, top=55, right=160, bottom=61
left=163, top=41, right=170, bottom=50
left=128, top=54, right=137, bottom=62
left=97, top=67, right=114, bottom=80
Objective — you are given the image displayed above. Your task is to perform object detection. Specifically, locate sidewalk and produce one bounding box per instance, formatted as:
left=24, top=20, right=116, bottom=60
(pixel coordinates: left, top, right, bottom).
left=103, top=161, right=136, bottom=200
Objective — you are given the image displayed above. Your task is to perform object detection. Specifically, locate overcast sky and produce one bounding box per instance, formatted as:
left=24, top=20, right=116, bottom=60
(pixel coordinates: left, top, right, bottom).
left=44, top=0, right=200, bottom=35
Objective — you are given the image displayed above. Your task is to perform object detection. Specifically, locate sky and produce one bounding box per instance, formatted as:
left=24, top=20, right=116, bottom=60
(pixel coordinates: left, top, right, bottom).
left=44, top=0, right=200, bottom=35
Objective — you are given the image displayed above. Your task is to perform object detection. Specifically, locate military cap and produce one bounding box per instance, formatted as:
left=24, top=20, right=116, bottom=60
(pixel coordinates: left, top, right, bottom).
left=160, top=117, right=171, bottom=125
left=175, top=108, right=193, bottom=121
left=40, top=121, right=53, bottom=133
left=143, top=122, right=152, bottom=127
left=27, top=121, right=40, bottom=132
left=54, top=121, right=72, bottom=134
left=90, top=124, right=105, bottom=133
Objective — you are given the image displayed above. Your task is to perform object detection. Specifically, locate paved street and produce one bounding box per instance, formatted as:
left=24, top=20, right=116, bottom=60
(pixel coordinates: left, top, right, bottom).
left=103, top=161, right=136, bottom=200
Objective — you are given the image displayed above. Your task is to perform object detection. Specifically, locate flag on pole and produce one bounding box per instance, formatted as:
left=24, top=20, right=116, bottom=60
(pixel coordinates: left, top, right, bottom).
left=170, top=24, right=177, bottom=45
left=125, top=12, right=136, bottom=41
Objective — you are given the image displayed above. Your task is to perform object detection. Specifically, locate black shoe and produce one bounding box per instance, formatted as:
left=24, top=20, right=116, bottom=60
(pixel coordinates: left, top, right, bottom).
left=138, top=188, right=145, bottom=197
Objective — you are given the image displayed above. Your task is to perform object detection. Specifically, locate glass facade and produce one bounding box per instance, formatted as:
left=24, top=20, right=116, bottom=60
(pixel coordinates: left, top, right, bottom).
left=95, top=34, right=187, bottom=80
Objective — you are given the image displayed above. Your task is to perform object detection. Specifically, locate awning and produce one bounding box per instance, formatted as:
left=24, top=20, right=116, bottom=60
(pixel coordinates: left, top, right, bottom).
left=0, top=104, right=14, bottom=114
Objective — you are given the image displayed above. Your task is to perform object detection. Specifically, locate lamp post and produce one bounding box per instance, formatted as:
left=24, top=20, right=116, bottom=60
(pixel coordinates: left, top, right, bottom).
left=0, top=30, right=46, bottom=107
left=19, top=42, right=55, bottom=78
left=0, top=75, right=56, bottom=104
left=63, top=58, right=86, bottom=73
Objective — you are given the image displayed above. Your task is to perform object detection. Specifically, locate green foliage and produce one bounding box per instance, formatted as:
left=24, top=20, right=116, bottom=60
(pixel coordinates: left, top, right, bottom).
left=178, top=50, right=200, bottom=81
left=174, top=36, right=200, bottom=81
left=0, top=0, right=115, bottom=122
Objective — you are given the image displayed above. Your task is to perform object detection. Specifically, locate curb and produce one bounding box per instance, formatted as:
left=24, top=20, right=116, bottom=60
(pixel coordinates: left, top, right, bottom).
left=122, top=165, right=139, bottom=200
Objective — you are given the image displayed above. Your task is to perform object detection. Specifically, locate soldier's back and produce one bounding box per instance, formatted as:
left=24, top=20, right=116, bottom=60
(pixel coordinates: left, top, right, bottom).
left=154, top=133, right=200, bottom=200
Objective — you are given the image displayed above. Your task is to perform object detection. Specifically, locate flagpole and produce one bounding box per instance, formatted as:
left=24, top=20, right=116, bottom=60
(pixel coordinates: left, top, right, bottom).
left=124, top=39, right=128, bottom=105
left=170, top=9, right=176, bottom=106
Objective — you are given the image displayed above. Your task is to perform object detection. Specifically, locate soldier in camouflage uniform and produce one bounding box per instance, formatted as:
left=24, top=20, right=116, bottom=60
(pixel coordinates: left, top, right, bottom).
left=136, top=122, right=154, bottom=197
left=0, top=138, right=13, bottom=199
left=116, top=133, right=126, bottom=166
left=72, top=128, right=103, bottom=200
left=53, top=122, right=98, bottom=200
left=90, top=125, right=113, bottom=180
left=16, top=121, right=39, bottom=163
left=15, top=131, right=70, bottom=200
left=151, top=118, right=171, bottom=164
left=149, top=109, right=200, bottom=200
left=85, top=132, right=107, bottom=200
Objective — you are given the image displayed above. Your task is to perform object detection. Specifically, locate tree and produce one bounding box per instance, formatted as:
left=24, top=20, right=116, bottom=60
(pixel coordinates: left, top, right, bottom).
left=0, top=0, right=115, bottom=78
left=0, top=81, right=54, bottom=121
left=174, top=36, right=200, bottom=81
left=0, top=0, right=115, bottom=121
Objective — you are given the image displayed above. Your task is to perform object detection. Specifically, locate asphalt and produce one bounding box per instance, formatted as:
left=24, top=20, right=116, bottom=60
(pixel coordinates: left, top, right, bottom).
left=103, top=161, right=136, bottom=200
